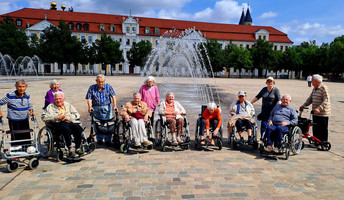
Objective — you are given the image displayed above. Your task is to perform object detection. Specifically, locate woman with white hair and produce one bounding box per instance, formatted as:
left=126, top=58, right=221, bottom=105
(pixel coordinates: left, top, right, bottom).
left=139, top=76, right=160, bottom=124
left=199, top=102, right=222, bottom=145
left=43, top=79, right=62, bottom=109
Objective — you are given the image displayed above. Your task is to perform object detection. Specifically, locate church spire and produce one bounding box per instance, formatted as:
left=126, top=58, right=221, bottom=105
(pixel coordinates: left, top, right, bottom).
left=239, top=8, right=245, bottom=25
left=244, top=5, right=252, bottom=25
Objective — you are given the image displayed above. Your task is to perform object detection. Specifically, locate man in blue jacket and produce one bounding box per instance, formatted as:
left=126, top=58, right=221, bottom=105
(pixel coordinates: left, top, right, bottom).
left=264, top=94, right=297, bottom=153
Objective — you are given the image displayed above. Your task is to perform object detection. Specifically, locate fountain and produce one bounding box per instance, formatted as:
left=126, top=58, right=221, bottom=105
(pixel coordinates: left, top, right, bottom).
left=140, top=28, right=221, bottom=107
left=0, top=52, right=43, bottom=77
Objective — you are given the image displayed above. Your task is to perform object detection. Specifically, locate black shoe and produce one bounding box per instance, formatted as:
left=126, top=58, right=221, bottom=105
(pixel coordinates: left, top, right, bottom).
left=97, top=140, right=103, bottom=145
left=248, top=136, right=253, bottom=144
left=105, top=141, right=112, bottom=146
left=240, top=137, right=245, bottom=144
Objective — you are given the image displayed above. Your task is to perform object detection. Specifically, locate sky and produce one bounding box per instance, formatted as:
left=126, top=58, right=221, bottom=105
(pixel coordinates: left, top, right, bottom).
left=1, top=0, right=344, bottom=45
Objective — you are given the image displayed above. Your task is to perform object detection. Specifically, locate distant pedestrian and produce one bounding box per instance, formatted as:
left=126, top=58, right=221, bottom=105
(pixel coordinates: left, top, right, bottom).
left=307, top=75, right=312, bottom=87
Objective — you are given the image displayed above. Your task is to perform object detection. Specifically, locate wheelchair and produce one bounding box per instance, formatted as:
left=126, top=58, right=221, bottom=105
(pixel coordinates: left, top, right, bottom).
left=154, top=114, right=191, bottom=151
left=0, top=116, right=40, bottom=173
left=259, top=124, right=303, bottom=160
left=87, top=110, right=120, bottom=148
left=117, top=118, right=154, bottom=153
left=298, top=108, right=331, bottom=151
left=227, top=116, right=259, bottom=150
left=194, top=105, right=223, bottom=150
left=37, top=123, right=95, bottom=161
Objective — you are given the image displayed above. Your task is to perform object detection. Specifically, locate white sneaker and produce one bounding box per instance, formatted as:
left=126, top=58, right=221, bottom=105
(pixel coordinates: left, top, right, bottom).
left=11, top=146, right=22, bottom=151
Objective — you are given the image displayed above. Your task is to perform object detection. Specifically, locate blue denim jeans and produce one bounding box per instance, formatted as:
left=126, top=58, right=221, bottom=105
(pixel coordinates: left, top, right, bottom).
left=266, top=125, right=289, bottom=148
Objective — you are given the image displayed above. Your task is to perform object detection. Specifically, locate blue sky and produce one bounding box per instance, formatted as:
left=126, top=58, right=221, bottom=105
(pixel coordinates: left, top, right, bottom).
left=2, top=0, right=344, bottom=45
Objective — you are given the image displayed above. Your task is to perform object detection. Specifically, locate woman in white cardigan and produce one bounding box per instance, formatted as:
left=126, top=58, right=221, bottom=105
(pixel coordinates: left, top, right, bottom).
left=159, top=92, right=186, bottom=145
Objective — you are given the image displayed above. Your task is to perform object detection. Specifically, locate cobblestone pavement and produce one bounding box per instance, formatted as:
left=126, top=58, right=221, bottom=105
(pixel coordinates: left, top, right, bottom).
left=0, top=76, right=343, bottom=200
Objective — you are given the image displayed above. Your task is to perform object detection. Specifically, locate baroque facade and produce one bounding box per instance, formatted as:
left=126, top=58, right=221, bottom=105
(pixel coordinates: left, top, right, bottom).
left=1, top=5, right=293, bottom=75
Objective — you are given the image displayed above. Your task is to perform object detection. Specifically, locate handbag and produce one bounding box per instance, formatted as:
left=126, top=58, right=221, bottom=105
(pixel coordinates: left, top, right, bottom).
left=131, top=111, right=145, bottom=119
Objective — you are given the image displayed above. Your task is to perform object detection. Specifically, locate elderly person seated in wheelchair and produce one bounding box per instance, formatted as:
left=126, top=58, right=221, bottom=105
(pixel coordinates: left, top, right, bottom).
left=41, top=92, right=83, bottom=158
left=265, top=94, right=297, bottom=153
left=120, top=93, right=153, bottom=147
left=229, top=91, right=255, bottom=144
left=200, top=102, right=222, bottom=146
left=159, top=92, right=186, bottom=145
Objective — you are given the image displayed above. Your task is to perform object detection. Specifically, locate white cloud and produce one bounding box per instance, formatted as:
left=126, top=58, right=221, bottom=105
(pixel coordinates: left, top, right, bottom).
left=258, top=11, right=277, bottom=19
left=282, top=21, right=344, bottom=38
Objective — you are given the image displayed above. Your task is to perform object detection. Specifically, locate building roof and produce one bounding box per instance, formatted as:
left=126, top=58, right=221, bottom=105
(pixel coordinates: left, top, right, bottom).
left=1, top=8, right=293, bottom=43
left=239, top=9, right=245, bottom=25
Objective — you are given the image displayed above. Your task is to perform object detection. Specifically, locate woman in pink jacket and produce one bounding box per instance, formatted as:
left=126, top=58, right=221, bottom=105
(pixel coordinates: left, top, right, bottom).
left=139, top=76, right=160, bottom=124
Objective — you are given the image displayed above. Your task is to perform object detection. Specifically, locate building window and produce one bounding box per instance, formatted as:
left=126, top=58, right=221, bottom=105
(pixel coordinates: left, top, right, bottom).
left=88, top=36, right=93, bottom=45
left=119, top=64, right=123, bottom=71
left=76, top=23, right=82, bottom=30
left=100, top=24, right=105, bottom=31
left=258, top=35, right=261, bottom=40
left=274, top=46, right=277, bottom=51
left=132, top=26, right=136, bottom=33
left=119, top=38, right=122, bottom=43
left=89, top=64, right=94, bottom=71
left=83, top=24, right=89, bottom=31
left=145, top=27, right=150, bottom=34
left=82, top=64, right=86, bottom=71
left=39, top=32, right=44, bottom=39
left=263, top=35, right=266, bottom=40
left=246, top=44, right=249, bottom=49
left=16, top=19, right=22, bottom=27
left=286, top=46, right=289, bottom=50
left=81, top=35, right=86, bottom=42
left=72, top=34, right=77, bottom=39
left=240, top=44, right=243, bottom=47
left=154, top=28, right=159, bottom=35
left=126, top=26, right=130, bottom=33
left=68, top=23, right=74, bottom=30
left=126, top=38, right=130, bottom=45
left=280, top=46, right=284, bottom=51
left=133, top=38, right=136, bottom=45
left=110, top=25, right=116, bottom=32
left=156, top=39, right=159, bottom=45
left=30, top=33, right=36, bottom=40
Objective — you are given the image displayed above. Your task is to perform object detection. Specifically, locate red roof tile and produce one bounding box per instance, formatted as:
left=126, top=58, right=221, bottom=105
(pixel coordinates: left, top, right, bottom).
left=1, top=8, right=293, bottom=43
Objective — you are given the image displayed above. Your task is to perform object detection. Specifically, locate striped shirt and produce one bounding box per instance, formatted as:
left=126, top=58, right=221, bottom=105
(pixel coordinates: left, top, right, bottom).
left=303, top=83, right=331, bottom=117
left=0, top=91, right=33, bottom=121
left=85, top=83, right=116, bottom=106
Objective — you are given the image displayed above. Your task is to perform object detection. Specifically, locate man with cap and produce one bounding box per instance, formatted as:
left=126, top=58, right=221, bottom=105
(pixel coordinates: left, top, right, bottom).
left=300, top=74, right=331, bottom=146
left=230, top=91, right=255, bottom=143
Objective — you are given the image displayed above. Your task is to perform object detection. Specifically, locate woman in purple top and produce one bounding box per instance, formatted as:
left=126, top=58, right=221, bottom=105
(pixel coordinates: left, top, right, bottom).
left=43, top=79, right=62, bottom=109
left=139, top=76, right=160, bottom=124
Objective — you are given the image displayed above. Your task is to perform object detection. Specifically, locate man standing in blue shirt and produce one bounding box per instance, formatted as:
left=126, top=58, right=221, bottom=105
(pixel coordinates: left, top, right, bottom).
left=264, top=94, right=297, bottom=153
left=86, top=74, right=117, bottom=146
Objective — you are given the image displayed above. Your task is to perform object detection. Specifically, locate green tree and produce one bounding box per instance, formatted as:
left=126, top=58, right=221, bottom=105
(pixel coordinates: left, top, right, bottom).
left=93, top=33, right=123, bottom=75
left=328, top=35, right=344, bottom=79
left=283, top=47, right=302, bottom=78
left=0, top=16, right=31, bottom=59
left=250, top=39, right=274, bottom=77
left=39, top=20, right=83, bottom=75
left=224, top=43, right=252, bottom=78
left=296, top=41, right=319, bottom=77
left=200, top=39, right=225, bottom=74
left=127, top=40, right=152, bottom=69
left=271, top=50, right=284, bottom=78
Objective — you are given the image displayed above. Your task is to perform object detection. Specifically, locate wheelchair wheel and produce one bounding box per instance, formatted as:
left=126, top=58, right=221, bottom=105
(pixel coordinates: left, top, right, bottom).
left=291, top=126, right=303, bottom=155
left=232, top=140, right=238, bottom=150
left=37, top=126, right=54, bottom=158
left=217, top=139, right=222, bottom=150
left=320, top=141, right=331, bottom=151
left=28, top=158, right=39, bottom=170
left=120, top=143, right=129, bottom=153
left=285, top=147, right=290, bottom=160
left=7, top=161, right=19, bottom=173
left=154, top=119, right=163, bottom=148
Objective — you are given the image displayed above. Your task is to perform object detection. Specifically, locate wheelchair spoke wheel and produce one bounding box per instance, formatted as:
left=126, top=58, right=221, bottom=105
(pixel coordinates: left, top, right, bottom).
left=37, top=126, right=54, bottom=158
left=285, top=147, right=290, bottom=160
left=217, top=139, right=222, bottom=150
left=291, top=127, right=303, bottom=155
left=88, top=143, right=96, bottom=152
left=28, top=158, right=39, bottom=170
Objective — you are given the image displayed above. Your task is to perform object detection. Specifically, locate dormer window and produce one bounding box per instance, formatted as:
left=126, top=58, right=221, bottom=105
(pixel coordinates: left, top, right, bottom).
left=132, top=26, right=136, bottom=33
left=110, top=25, right=116, bottom=32
left=154, top=28, right=159, bottom=35
left=100, top=24, right=105, bottom=31
left=263, top=35, right=266, bottom=40
left=126, top=26, right=130, bottom=33
left=145, top=27, right=150, bottom=34
left=76, top=23, right=82, bottom=30
left=16, top=19, right=22, bottom=27
left=259, top=35, right=262, bottom=40
left=83, top=23, right=89, bottom=31
left=68, top=23, right=74, bottom=30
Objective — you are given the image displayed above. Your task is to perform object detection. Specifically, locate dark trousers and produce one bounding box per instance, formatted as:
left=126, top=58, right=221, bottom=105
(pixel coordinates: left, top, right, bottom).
left=9, top=119, right=31, bottom=145
left=200, top=118, right=218, bottom=136
left=308, top=81, right=312, bottom=87
left=235, top=119, right=253, bottom=132
left=53, top=121, right=82, bottom=148
left=313, top=116, right=329, bottom=142
left=266, top=125, right=289, bottom=148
